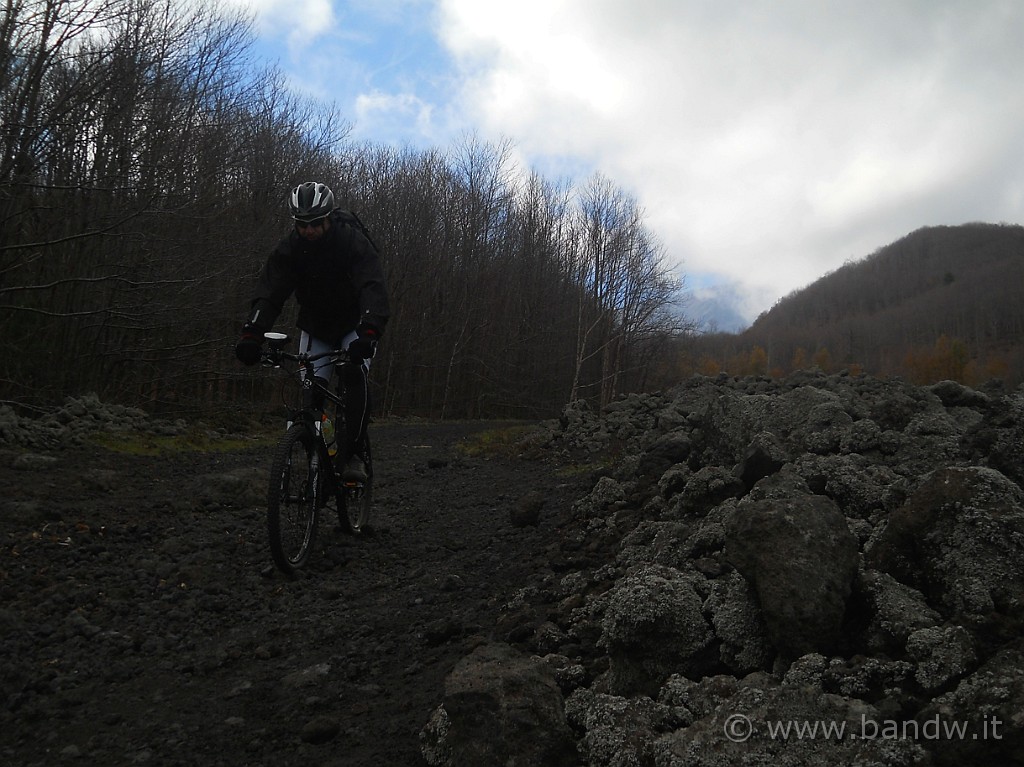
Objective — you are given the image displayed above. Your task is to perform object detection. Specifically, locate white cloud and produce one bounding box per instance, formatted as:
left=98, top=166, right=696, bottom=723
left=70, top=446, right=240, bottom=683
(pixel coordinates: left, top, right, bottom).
left=220, top=0, right=337, bottom=45
left=219, top=0, right=1024, bottom=323
left=354, top=90, right=440, bottom=143
left=437, top=0, right=1024, bottom=322
left=221, top=0, right=451, bottom=132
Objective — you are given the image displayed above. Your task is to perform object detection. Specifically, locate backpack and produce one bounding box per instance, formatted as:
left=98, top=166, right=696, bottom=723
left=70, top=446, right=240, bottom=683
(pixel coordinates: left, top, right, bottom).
left=335, top=209, right=381, bottom=254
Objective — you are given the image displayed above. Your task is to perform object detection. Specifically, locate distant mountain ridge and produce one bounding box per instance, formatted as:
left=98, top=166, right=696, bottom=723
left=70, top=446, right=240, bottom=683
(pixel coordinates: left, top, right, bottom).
left=690, top=223, right=1024, bottom=385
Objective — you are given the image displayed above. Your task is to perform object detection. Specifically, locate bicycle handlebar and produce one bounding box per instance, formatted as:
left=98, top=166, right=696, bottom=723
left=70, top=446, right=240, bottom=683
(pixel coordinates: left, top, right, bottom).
left=261, top=346, right=353, bottom=368
left=264, top=348, right=350, bottom=363
left=258, top=332, right=354, bottom=370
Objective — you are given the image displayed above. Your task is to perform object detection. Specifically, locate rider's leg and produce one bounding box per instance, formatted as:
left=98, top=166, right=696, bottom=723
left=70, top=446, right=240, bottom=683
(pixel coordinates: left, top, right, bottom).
left=341, top=355, right=371, bottom=456
left=330, top=329, right=370, bottom=453
left=336, top=330, right=372, bottom=482
left=298, top=331, right=336, bottom=414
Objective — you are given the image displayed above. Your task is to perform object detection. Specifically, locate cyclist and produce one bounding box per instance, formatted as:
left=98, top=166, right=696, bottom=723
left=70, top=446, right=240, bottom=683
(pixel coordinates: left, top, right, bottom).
left=234, top=181, right=390, bottom=483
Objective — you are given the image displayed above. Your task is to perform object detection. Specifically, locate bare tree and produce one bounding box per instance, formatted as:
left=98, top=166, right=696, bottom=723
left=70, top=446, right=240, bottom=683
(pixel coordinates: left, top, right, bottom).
left=567, top=174, right=681, bottom=405
left=0, top=2, right=696, bottom=417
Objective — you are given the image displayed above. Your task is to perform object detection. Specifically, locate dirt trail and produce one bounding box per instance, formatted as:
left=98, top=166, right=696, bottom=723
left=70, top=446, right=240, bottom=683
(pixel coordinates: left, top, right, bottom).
left=0, top=419, right=586, bottom=766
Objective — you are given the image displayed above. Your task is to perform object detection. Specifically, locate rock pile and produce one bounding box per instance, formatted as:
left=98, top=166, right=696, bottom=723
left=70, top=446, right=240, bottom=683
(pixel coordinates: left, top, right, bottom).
left=421, top=371, right=1024, bottom=766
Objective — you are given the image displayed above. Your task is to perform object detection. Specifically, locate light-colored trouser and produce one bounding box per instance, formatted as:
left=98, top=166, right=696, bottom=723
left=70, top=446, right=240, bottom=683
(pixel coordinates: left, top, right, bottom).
left=299, top=330, right=371, bottom=452
left=298, top=330, right=370, bottom=380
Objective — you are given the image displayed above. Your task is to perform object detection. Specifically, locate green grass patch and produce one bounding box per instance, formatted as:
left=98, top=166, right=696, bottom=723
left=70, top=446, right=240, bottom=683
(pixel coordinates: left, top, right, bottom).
left=454, top=423, right=547, bottom=459
left=553, top=461, right=610, bottom=478
left=454, top=423, right=615, bottom=480
left=88, top=427, right=273, bottom=456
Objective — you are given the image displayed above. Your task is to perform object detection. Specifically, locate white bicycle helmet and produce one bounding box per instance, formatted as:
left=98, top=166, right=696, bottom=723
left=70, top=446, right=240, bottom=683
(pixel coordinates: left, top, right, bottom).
left=289, top=182, right=335, bottom=221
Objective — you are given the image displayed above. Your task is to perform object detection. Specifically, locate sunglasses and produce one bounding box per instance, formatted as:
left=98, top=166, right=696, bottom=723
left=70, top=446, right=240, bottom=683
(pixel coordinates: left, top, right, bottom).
left=294, top=216, right=327, bottom=230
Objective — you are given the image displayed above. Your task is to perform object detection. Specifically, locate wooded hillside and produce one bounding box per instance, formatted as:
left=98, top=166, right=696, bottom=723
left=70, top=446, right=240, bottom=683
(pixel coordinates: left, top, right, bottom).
left=0, top=0, right=685, bottom=420
left=684, top=223, right=1024, bottom=386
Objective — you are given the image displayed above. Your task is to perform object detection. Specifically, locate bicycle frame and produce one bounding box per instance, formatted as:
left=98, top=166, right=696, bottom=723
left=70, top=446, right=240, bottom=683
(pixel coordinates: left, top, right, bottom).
left=265, top=333, right=347, bottom=440
left=261, top=332, right=373, bottom=572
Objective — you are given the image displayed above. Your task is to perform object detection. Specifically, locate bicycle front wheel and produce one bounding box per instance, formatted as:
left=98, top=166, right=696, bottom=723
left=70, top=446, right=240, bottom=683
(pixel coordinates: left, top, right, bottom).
left=267, top=423, right=321, bottom=574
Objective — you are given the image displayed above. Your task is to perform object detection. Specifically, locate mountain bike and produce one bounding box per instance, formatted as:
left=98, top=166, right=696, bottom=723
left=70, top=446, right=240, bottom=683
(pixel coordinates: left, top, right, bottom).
left=260, top=332, right=373, bottom=575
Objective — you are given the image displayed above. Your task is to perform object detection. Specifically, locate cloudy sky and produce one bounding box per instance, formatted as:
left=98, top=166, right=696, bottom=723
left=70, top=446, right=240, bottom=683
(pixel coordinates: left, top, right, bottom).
left=225, top=0, right=1024, bottom=330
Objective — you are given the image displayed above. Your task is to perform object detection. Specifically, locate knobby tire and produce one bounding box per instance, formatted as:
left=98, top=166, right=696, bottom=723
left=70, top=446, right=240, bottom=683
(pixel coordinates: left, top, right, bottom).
left=267, top=423, right=321, bottom=574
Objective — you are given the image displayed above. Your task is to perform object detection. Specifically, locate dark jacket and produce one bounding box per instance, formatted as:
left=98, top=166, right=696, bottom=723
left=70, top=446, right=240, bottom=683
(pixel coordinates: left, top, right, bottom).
left=247, top=210, right=390, bottom=344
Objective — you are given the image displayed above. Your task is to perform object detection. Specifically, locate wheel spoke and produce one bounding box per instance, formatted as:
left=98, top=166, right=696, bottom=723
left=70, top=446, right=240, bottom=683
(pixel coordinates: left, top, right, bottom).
left=267, top=425, right=320, bottom=573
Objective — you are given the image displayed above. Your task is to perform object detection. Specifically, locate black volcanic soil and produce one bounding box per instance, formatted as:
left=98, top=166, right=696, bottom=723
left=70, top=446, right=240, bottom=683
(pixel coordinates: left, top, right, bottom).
left=0, top=419, right=590, bottom=766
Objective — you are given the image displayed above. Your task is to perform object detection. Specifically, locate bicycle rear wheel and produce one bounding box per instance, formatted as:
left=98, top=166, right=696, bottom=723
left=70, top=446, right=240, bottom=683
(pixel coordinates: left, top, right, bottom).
left=338, top=434, right=372, bottom=534
left=267, top=423, right=321, bottom=574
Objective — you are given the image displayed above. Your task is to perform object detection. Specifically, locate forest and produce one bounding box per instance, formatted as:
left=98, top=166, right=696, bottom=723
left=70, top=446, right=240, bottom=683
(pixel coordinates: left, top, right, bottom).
left=0, top=0, right=686, bottom=421
left=684, top=223, right=1024, bottom=388
left=4, top=1, right=1022, bottom=425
